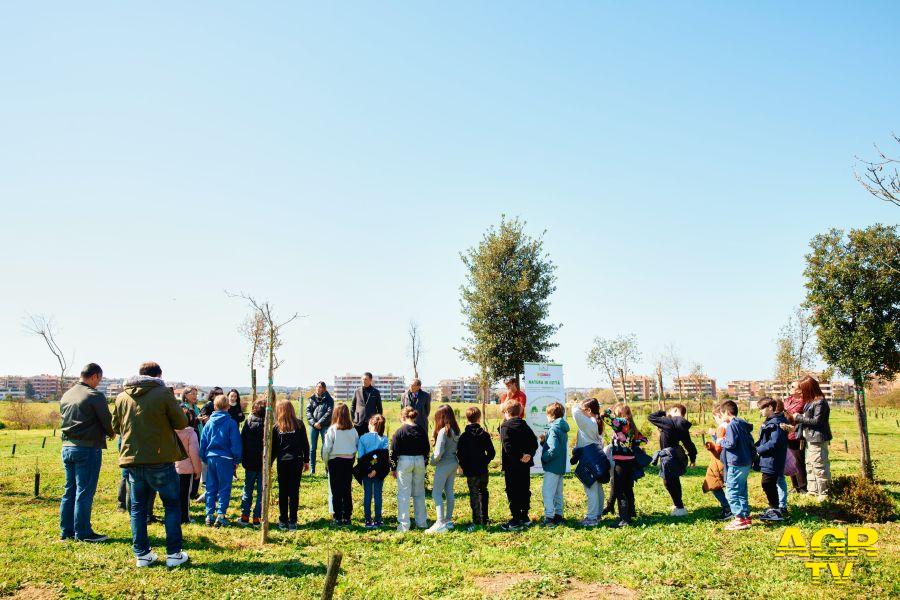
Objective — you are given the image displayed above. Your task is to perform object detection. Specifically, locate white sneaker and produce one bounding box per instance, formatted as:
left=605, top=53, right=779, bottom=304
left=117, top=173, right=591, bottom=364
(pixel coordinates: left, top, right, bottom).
left=579, top=517, right=599, bottom=527
left=166, top=551, right=189, bottom=568
left=136, top=551, right=158, bottom=568
left=670, top=507, right=688, bottom=517
left=425, top=521, right=445, bottom=534
left=396, top=524, right=409, bottom=533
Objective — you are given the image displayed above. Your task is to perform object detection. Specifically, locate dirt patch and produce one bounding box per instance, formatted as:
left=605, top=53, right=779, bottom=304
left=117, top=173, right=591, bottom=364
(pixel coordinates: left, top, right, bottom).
left=562, top=580, right=638, bottom=600
left=473, top=573, right=542, bottom=597
left=10, top=586, right=58, bottom=600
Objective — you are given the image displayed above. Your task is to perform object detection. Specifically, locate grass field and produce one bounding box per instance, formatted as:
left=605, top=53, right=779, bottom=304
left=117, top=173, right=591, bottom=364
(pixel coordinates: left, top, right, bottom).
left=1, top=400, right=898, bottom=599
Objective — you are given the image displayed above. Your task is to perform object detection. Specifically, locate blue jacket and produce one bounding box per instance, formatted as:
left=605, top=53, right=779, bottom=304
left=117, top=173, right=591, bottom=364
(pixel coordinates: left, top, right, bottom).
left=571, top=443, right=611, bottom=486
left=540, top=418, right=570, bottom=475
left=652, top=446, right=687, bottom=480
left=200, top=410, right=242, bottom=464
left=756, top=413, right=788, bottom=475
left=720, top=417, right=754, bottom=467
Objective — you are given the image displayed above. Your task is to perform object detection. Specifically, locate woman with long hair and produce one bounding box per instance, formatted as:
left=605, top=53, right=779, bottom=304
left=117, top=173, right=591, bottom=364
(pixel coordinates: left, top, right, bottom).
left=226, top=389, right=245, bottom=425
left=272, top=399, right=310, bottom=529
left=321, top=402, right=358, bottom=525
left=790, top=376, right=832, bottom=500
left=390, top=407, right=430, bottom=532
left=428, top=404, right=461, bottom=533
left=602, top=402, right=647, bottom=527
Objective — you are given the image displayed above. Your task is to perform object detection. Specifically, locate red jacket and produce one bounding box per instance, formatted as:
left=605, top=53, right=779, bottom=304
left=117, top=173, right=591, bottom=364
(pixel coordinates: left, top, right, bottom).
left=500, top=390, right=527, bottom=410
left=783, top=394, right=804, bottom=440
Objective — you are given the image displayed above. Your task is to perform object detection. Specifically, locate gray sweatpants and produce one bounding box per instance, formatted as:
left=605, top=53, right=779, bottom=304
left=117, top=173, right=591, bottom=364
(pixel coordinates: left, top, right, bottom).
left=432, top=461, right=457, bottom=524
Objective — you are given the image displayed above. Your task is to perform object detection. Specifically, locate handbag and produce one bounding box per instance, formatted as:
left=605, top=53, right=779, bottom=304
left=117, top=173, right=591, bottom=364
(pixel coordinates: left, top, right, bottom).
left=783, top=446, right=799, bottom=477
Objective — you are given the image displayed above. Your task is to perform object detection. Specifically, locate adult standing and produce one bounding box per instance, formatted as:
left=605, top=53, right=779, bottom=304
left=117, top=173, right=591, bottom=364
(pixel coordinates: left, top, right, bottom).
left=351, top=372, right=382, bottom=438
left=59, top=362, right=114, bottom=542
left=225, top=389, right=246, bottom=425
left=199, top=386, right=224, bottom=426
left=181, top=387, right=204, bottom=499
left=792, top=376, right=832, bottom=500
left=782, top=381, right=807, bottom=494
left=306, top=381, right=334, bottom=475
left=112, top=361, right=190, bottom=568
left=499, top=378, right=527, bottom=411
left=401, top=379, right=431, bottom=436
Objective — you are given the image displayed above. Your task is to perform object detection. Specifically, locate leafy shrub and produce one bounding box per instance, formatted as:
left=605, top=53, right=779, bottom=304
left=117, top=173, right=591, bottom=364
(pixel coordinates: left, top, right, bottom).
left=826, top=475, right=897, bottom=523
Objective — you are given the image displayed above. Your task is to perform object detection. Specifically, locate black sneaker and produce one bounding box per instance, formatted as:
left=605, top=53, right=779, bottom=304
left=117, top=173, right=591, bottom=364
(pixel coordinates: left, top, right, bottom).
left=277, top=521, right=289, bottom=531
left=77, top=532, right=109, bottom=543
left=553, top=514, right=564, bottom=524
left=499, top=520, right=522, bottom=532
left=541, top=516, right=557, bottom=527
left=719, top=510, right=734, bottom=522
left=374, top=520, right=384, bottom=528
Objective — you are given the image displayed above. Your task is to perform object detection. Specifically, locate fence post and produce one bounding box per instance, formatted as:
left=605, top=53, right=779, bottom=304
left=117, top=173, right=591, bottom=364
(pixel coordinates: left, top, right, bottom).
left=321, top=552, right=343, bottom=600
left=844, top=439, right=849, bottom=452
left=11, top=444, right=16, bottom=456
left=42, top=437, right=47, bottom=449
left=34, top=471, right=41, bottom=497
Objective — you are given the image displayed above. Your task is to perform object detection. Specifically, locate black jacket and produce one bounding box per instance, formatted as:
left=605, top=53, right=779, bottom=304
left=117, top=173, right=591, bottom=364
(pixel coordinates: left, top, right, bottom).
left=389, top=423, right=430, bottom=470
left=306, top=392, right=334, bottom=428
left=60, top=383, right=114, bottom=449
left=272, top=421, right=310, bottom=466
left=456, top=423, right=496, bottom=476
left=647, top=411, right=698, bottom=464
left=354, top=448, right=390, bottom=483
left=499, top=417, right=538, bottom=472
left=351, top=386, right=382, bottom=429
left=240, top=414, right=265, bottom=471
left=795, top=398, right=832, bottom=443
left=400, top=390, right=431, bottom=432
left=200, top=400, right=245, bottom=425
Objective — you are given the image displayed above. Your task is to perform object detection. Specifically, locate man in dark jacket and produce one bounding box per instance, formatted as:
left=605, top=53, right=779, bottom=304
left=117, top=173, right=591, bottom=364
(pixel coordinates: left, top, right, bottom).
left=59, top=362, right=114, bottom=543
left=351, top=372, right=382, bottom=437
left=648, top=404, right=698, bottom=516
left=306, top=382, right=333, bottom=474
left=498, top=400, right=538, bottom=531
left=400, top=379, right=431, bottom=436
left=456, top=406, right=496, bottom=531
left=112, top=362, right=189, bottom=568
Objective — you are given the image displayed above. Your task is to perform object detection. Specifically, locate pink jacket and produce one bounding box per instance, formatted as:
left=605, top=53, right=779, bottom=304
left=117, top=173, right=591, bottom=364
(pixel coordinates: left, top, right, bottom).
left=175, top=428, right=202, bottom=475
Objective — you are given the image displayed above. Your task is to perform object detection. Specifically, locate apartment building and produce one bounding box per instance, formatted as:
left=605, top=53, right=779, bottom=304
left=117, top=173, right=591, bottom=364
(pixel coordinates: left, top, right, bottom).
left=436, top=378, right=480, bottom=402
left=725, top=378, right=853, bottom=403
left=616, top=375, right=659, bottom=401
left=333, top=373, right=407, bottom=402
left=671, top=376, right=717, bottom=399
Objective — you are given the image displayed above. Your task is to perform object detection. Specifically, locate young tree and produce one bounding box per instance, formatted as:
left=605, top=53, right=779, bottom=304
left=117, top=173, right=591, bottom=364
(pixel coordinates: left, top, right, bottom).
left=458, top=217, right=559, bottom=387
left=23, top=314, right=72, bottom=401
left=24, top=381, right=36, bottom=400
left=665, top=343, right=684, bottom=401
left=587, top=334, right=640, bottom=403
left=652, top=354, right=666, bottom=410
left=689, top=363, right=706, bottom=401
left=408, top=320, right=423, bottom=380
left=855, top=133, right=900, bottom=208
left=614, top=334, right=641, bottom=403
left=4, top=397, right=40, bottom=429
left=239, top=310, right=267, bottom=405
left=804, top=225, right=900, bottom=480
left=774, top=306, right=817, bottom=383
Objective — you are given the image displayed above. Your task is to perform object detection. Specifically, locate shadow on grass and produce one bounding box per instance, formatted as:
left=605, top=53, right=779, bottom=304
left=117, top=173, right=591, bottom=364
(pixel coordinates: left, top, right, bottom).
left=192, top=558, right=328, bottom=577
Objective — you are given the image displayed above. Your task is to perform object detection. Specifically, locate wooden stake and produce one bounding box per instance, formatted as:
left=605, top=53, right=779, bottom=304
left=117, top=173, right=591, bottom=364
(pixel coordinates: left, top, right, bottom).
left=11, top=444, right=16, bottom=456
left=42, top=437, right=47, bottom=448
left=34, top=471, right=40, bottom=497
left=321, top=552, right=343, bottom=600
left=844, top=439, right=849, bottom=452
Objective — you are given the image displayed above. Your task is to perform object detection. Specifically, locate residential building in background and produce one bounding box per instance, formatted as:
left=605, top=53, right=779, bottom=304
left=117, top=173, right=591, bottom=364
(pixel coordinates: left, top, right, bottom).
left=671, top=376, right=717, bottom=399
left=867, top=375, right=900, bottom=397
left=332, top=373, right=407, bottom=402
left=725, top=378, right=854, bottom=403
left=618, top=375, right=659, bottom=401
left=436, top=378, right=479, bottom=402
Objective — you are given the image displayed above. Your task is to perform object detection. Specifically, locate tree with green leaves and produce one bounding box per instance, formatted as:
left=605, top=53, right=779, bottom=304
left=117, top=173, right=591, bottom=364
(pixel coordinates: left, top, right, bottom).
left=804, top=224, right=900, bottom=479
left=458, top=217, right=559, bottom=388
left=586, top=334, right=640, bottom=402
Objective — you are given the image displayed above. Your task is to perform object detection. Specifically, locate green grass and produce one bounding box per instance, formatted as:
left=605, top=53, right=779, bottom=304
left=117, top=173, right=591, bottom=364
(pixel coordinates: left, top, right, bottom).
left=1, top=402, right=898, bottom=599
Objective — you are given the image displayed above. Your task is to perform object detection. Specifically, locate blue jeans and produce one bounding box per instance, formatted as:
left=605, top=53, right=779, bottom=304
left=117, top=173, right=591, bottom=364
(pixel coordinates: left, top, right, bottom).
left=126, top=464, right=182, bottom=557
left=205, top=456, right=235, bottom=518
left=309, top=426, right=325, bottom=473
left=711, top=488, right=730, bottom=512
left=60, top=446, right=102, bottom=539
left=724, top=464, right=751, bottom=518
left=776, top=475, right=788, bottom=510
left=362, top=476, right=384, bottom=522
left=240, top=470, right=262, bottom=518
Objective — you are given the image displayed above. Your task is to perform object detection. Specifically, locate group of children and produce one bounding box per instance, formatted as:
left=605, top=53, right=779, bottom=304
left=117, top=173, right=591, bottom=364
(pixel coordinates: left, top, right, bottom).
left=168, top=390, right=792, bottom=532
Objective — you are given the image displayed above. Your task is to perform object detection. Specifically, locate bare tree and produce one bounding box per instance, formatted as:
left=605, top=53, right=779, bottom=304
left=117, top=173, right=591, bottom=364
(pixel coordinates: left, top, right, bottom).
left=855, top=133, right=900, bottom=208
left=4, top=397, right=40, bottom=429
left=228, top=292, right=301, bottom=544
left=587, top=337, right=621, bottom=401
left=652, top=353, right=666, bottom=410
left=615, top=334, right=641, bottom=403
left=408, top=320, right=423, bottom=380
left=239, top=310, right=267, bottom=405
left=689, top=363, right=706, bottom=401
left=664, top=343, right=684, bottom=401
left=23, top=314, right=72, bottom=401
left=774, top=306, right=817, bottom=383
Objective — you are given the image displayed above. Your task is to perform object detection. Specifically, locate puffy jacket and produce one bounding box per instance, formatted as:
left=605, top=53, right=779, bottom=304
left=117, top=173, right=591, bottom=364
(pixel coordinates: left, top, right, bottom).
left=756, top=412, right=789, bottom=475
left=200, top=411, right=243, bottom=464
left=306, top=392, right=334, bottom=429
left=175, top=428, right=202, bottom=475
left=720, top=417, right=755, bottom=467
left=795, top=398, right=832, bottom=443
left=540, top=418, right=570, bottom=475
left=456, top=424, right=496, bottom=476
left=112, top=376, right=188, bottom=466
left=572, top=443, right=611, bottom=486
left=354, top=448, right=390, bottom=483
left=241, top=414, right=265, bottom=471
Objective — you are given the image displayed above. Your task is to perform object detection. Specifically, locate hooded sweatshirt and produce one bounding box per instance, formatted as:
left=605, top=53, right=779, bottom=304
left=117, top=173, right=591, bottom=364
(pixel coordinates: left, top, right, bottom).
left=456, top=423, right=496, bottom=476
left=200, top=410, right=243, bottom=464
left=241, top=413, right=265, bottom=471
left=112, top=375, right=188, bottom=466
left=540, top=417, right=570, bottom=475
left=720, top=417, right=755, bottom=467
left=499, top=417, right=538, bottom=471
left=756, top=412, right=789, bottom=475
left=647, top=410, right=698, bottom=465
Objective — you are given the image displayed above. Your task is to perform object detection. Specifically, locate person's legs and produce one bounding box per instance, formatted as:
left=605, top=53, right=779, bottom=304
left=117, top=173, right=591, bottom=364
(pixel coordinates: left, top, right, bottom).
left=733, top=465, right=751, bottom=518
left=327, top=459, right=342, bottom=519
left=362, top=477, right=374, bottom=522
left=761, top=473, right=779, bottom=510
left=74, top=448, right=102, bottom=538
left=504, top=470, right=516, bottom=521
left=553, top=472, right=564, bottom=517
left=444, top=468, right=456, bottom=523
left=582, top=481, right=601, bottom=520
left=396, top=457, right=413, bottom=529
left=287, top=468, right=300, bottom=524
left=479, top=473, right=490, bottom=524
left=664, top=475, right=684, bottom=509
left=277, top=467, right=289, bottom=524
left=411, top=457, right=426, bottom=528
left=787, top=439, right=807, bottom=493
left=147, top=464, right=183, bottom=556
left=118, top=470, right=129, bottom=509
left=214, top=460, right=234, bottom=517
left=466, top=476, right=481, bottom=524
left=373, top=477, right=384, bottom=522
left=252, top=471, right=263, bottom=520
left=127, top=467, right=151, bottom=557
left=711, top=488, right=730, bottom=512
left=776, top=476, right=788, bottom=511
left=241, top=470, right=257, bottom=517
left=432, top=463, right=450, bottom=523
left=615, top=462, right=635, bottom=522
left=309, top=428, right=320, bottom=474
left=59, top=446, right=81, bottom=538
left=205, top=459, right=220, bottom=520
left=179, top=474, right=192, bottom=523
left=819, top=442, right=831, bottom=496
left=542, top=473, right=558, bottom=519
left=805, top=442, right=820, bottom=496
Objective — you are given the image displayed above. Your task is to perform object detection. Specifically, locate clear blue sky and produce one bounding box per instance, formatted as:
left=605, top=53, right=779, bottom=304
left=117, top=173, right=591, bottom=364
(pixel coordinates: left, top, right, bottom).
left=1, top=3, right=897, bottom=388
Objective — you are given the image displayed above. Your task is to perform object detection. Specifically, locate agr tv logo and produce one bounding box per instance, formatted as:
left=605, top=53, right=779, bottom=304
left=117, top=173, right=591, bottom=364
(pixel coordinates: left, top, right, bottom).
left=775, top=526, right=878, bottom=584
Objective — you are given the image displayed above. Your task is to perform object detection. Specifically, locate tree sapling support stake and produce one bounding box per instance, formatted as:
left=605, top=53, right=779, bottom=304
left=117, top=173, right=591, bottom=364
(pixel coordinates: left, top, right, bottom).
left=321, top=552, right=343, bottom=600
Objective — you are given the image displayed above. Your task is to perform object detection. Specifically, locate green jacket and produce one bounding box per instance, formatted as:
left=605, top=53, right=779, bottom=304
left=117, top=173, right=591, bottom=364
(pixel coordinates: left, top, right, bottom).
left=60, top=382, right=114, bottom=449
left=112, top=376, right=188, bottom=466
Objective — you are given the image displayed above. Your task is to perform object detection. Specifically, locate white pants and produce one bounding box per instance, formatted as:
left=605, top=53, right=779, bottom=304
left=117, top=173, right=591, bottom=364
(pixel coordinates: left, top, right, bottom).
left=432, top=461, right=457, bottom=524
left=396, top=456, right=427, bottom=529
left=542, top=472, right=564, bottom=518
left=583, top=480, right=604, bottom=520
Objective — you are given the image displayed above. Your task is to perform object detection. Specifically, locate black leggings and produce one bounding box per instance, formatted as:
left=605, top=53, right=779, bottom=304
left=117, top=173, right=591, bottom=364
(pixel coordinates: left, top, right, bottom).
left=664, top=475, right=683, bottom=509
left=467, top=473, right=490, bottom=525
left=761, top=473, right=780, bottom=510
left=613, top=460, right=636, bottom=522
left=504, top=467, right=531, bottom=523
left=179, top=474, right=193, bottom=523
left=328, top=458, right=354, bottom=521
left=278, top=463, right=301, bottom=524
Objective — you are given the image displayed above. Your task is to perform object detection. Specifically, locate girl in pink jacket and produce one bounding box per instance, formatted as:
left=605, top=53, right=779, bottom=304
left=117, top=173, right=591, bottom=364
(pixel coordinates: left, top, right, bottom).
left=176, top=409, right=202, bottom=524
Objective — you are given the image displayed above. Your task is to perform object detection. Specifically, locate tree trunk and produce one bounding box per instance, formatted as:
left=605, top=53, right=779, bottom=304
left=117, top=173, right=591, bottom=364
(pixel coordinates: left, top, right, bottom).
left=260, top=343, right=276, bottom=543
left=853, top=376, right=873, bottom=480
left=618, top=368, right=627, bottom=404
left=656, top=365, right=664, bottom=411
left=251, top=367, right=257, bottom=404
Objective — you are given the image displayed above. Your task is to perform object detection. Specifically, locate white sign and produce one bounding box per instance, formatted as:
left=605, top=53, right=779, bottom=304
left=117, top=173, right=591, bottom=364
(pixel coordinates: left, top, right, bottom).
left=522, top=362, right=566, bottom=474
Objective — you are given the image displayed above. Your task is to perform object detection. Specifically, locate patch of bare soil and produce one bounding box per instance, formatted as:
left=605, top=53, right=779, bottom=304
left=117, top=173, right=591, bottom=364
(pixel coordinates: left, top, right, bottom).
left=561, top=579, right=638, bottom=600
left=9, top=586, right=58, bottom=600
left=473, top=573, right=542, bottom=597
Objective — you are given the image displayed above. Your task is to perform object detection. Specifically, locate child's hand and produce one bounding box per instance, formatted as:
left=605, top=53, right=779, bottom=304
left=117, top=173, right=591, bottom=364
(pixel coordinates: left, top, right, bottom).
left=780, top=423, right=795, bottom=433
left=538, top=434, right=546, bottom=443
left=391, top=471, right=397, bottom=479
left=706, top=428, right=716, bottom=437
left=368, top=470, right=376, bottom=479
left=520, top=454, right=531, bottom=463
left=303, top=462, right=310, bottom=473
left=457, top=467, right=463, bottom=476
